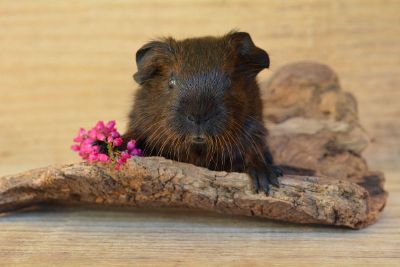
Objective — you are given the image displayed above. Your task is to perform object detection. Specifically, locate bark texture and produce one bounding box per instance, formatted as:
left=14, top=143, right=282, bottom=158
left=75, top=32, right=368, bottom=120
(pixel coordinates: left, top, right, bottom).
left=0, top=62, right=387, bottom=229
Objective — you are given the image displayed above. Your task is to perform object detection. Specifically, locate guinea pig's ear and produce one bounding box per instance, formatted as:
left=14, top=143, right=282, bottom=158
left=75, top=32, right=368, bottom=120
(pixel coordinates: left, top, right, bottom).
left=227, top=31, right=269, bottom=74
left=133, top=41, right=172, bottom=85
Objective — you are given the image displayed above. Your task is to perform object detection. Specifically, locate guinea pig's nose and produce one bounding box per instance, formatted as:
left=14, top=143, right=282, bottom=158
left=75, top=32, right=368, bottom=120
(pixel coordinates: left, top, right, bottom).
left=186, top=114, right=211, bottom=124
left=187, top=114, right=195, bottom=122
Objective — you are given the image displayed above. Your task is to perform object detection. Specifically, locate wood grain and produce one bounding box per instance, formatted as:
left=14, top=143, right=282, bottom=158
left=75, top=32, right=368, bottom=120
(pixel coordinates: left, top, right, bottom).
left=0, top=0, right=399, bottom=266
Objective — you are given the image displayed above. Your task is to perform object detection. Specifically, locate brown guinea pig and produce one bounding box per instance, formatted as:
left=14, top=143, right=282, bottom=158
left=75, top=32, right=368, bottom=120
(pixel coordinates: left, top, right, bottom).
left=122, top=31, right=283, bottom=193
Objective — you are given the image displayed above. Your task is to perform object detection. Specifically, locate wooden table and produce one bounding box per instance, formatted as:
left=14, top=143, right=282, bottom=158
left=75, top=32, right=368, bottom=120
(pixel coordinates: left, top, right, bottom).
left=0, top=1, right=399, bottom=266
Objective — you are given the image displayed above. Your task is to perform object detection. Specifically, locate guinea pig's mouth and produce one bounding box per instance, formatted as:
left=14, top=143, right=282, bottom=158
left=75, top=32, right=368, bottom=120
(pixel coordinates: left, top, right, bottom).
left=191, top=134, right=206, bottom=144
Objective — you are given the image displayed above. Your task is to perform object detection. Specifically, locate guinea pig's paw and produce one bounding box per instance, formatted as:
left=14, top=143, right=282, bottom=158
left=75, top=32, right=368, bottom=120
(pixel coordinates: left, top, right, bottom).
left=248, top=165, right=282, bottom=195
left=271, top=165, right=284, bottom=178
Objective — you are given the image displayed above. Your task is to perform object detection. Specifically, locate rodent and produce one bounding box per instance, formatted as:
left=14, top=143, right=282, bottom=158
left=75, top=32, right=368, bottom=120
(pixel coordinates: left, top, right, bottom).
left=122, top=31, right=283, bottom=194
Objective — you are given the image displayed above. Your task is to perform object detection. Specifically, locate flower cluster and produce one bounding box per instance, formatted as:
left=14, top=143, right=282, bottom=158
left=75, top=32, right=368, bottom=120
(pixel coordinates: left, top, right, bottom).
left=71, top=120, right=141, bottom=169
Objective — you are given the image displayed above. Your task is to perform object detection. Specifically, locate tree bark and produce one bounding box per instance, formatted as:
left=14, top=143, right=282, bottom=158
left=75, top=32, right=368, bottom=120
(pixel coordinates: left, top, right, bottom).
left=0, top=62, right=387, bottom=229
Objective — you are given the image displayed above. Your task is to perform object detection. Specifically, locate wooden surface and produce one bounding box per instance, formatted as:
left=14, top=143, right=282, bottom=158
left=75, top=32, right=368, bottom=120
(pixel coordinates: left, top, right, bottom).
left=0, top=0, right=399, bottom=266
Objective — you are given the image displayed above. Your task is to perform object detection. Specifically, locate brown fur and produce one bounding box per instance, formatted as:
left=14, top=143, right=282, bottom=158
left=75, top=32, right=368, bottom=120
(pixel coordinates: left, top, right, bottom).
left=123, top=31, right=282, bottom=193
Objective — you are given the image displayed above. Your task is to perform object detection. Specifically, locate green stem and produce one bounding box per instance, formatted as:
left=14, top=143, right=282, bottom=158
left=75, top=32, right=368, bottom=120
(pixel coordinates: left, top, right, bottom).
left=107, top=142, right=116, bottom=164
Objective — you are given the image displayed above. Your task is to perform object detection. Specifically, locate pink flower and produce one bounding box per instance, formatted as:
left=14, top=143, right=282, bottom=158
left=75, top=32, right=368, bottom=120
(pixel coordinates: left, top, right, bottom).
left=71, top=144, right=80, bottom=151
left=96, top=133, right=106, bottom=141
left=127, top=140, right=136, bottom=151
left=106, top=120, right=116, bottom=130
left=111, top=131, right=120, bottom=138
left=115, top=151, right=132, bottom=169
left=88, top=129, right=97, bottom=139
left=73, top=128, right=86, bottom=142
left=127, top=140, right=141, bottom=156
left=96, top=121, right=106, bottom=131
left=113, top=137, right=123, bottom=147
left=97, top=154, right=109, bottom=162
left=72, top=120, right=141, bottom=169
left=131, top=148, right=142, bottom=156
left=120, top=151, right=131, bottom=162
left=88, top=152, right=98, bottom=162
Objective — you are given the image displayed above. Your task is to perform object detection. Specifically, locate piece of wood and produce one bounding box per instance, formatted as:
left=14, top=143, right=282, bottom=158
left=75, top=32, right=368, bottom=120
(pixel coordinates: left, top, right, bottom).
left=0, top=62, right=387, bottom=229
left=0, top=157, right=372, bottom=229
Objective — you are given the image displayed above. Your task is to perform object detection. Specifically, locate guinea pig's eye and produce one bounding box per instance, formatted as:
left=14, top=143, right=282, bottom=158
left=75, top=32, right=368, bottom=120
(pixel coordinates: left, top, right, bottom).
left=168, top=77, right=176, bottom=89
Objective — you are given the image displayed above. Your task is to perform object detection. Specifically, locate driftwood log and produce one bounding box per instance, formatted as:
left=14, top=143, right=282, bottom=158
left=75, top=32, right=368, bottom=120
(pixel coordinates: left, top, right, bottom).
left=0, top=62, right=387, bottom=229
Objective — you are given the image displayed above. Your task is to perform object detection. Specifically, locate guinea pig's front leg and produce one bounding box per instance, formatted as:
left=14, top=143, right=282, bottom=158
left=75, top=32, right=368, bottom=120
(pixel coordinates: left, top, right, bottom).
left=246, top=147, right=283, bottom=194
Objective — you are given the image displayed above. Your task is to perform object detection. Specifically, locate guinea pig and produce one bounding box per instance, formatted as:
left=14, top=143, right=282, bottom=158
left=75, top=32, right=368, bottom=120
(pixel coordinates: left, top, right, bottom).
left=122, top=31, right=283, bottom=194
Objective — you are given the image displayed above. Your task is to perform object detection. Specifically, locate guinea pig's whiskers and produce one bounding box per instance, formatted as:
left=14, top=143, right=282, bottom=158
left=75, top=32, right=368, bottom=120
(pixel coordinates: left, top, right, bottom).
left=226, top=133, right=235, bottom=171
left=220, top=133, right=233, bottom=172
left=135, top=123, right=163, bottom=154
left=227, top=127, right=244, bottom=154
left=184, top=136, right=191, bottom=162
left=170, top=135, right=178, bottom=160
left=212, top=135, right=220, bottom=169
left=157, top=128, right=173, bottom=158
left=239, top=126, right=264, bottom=160
left=170, top=133, right=180, bottom=161
left=136, top=123, right=162, bottom=144
left=246, top=115, right=269, bottom=141
left=141, top=120, right=164, bottom=145
left=219, top=136, right=228, bottom=170
left=211, top=137, right=218, bottom=166
left=225, top=127, right=246, bottom=171
left=204, top=136, right=213, bottom=168
left=145, top=121, right=169, bottom=156
left=206, top=136, right=216, bottom=168
left=215, top=130, right=226, bottom=170
left=134, top=117, right=164, bottom=144
left=150, top=126, right=172, bottom=157
left=166, top=132, right=179, bottom=160
left=177, top=136, right=184, bottom=162
left=228, top=116, right=264, bottom=161
left=208, top=137, right=215, bottom=169
left=164, top=134, right=174, bottom=159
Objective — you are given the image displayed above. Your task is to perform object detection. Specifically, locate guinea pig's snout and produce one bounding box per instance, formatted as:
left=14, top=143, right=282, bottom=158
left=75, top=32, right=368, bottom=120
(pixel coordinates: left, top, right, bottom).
left=184, top=112, right=216, bottom=144
left=175, top=95, right=223, bottom=140
left=186, top=113, right=212, bottom=125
